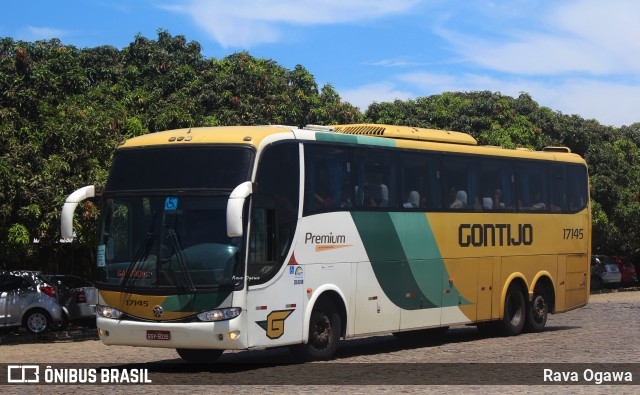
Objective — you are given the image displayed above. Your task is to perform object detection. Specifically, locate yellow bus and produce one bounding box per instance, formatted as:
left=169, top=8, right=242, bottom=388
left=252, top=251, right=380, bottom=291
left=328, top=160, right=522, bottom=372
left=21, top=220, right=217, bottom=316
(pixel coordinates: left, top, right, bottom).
left=61, top=124, right=590, bottom=362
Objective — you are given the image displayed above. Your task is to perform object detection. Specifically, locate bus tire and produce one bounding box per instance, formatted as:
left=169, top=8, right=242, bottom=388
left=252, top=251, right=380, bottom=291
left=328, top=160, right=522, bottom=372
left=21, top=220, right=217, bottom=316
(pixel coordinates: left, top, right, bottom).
left=290, top=302, right=341, bottom=361
left=499, top=283, right=525, bottom=336
left=524, top=288, right=548, bottom=333
left=176, top=348, right=223, bottom=363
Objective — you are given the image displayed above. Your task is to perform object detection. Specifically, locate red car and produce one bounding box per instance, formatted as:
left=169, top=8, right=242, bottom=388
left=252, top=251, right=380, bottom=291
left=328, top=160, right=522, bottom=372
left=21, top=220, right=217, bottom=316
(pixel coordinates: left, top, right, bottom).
left=612, top=256, right=638, bottom=286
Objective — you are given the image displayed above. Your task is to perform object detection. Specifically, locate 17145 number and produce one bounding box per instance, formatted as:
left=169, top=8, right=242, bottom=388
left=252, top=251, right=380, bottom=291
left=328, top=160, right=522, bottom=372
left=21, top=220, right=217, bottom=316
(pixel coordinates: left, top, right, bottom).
left=563, top=228, right=584, bottom=239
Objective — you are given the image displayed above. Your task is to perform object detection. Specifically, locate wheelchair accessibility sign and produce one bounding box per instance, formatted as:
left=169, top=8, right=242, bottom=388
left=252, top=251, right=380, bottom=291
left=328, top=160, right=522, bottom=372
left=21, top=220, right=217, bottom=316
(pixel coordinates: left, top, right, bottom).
left=164, top=197, right=178, bottom=211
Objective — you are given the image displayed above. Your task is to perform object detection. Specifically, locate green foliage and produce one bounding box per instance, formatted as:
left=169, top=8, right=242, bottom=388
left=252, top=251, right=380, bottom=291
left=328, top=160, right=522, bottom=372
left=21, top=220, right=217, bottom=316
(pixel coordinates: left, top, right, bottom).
left=0, top=31, right=361, bottom=269
left=7, top=223, right=29, bottom=245
left=1, top=30, right=639, bottom=269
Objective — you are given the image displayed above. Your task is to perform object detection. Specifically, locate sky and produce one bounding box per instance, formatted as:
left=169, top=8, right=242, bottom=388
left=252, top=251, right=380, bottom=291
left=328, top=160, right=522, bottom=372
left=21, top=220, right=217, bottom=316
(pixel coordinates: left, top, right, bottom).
left=2, top=0, right=639, bottom=127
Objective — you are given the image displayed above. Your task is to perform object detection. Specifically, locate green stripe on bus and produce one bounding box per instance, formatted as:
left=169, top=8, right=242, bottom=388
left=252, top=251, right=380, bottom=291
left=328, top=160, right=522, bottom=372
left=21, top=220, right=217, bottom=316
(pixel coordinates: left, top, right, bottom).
left=388, top=212, right=445, bottom=305
left=352, top=211, right=470, bottom=309
left=162, top=290, right=232, bottom=313
left=351, top=212, right=437, bottom=309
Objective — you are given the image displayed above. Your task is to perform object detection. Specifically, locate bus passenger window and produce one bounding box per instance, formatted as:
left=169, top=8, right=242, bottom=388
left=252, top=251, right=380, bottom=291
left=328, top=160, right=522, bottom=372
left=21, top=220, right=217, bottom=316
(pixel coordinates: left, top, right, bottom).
left=443, top=156, right=478, bottom=211
left=304, top=145, right=352, bottom=214
left=567, top=164, right=588, bottom=211
left=355, top=149, right=396, bottom=209
left=399, top=151, right=441, bottom=210
left=516, top=163, right=549, bottom=212
left=479, top=159, right=514, bottom=212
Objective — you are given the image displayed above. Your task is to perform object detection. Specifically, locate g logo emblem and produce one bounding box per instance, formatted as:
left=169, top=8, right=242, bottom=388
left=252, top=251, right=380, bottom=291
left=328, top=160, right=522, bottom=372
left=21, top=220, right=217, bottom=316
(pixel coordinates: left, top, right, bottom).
left=153, top=306, right=164, bottom=318
left=255, top=309, right=294, bottom=339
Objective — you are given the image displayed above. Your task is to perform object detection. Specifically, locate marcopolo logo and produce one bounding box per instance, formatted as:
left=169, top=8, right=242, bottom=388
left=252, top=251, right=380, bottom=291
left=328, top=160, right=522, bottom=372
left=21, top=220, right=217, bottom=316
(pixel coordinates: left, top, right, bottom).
left=459, top=223, right=533, bottom=248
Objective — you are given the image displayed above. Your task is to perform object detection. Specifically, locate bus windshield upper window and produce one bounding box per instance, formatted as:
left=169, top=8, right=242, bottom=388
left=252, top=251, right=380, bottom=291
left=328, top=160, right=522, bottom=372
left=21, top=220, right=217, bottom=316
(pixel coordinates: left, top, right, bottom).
left=106, top=146, right=254, bottom=192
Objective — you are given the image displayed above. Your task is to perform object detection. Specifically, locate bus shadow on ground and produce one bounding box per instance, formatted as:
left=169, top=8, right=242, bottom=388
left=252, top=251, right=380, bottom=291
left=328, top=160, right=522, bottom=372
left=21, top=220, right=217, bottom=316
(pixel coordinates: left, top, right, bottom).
left=119, top=324, right=579, bottom=373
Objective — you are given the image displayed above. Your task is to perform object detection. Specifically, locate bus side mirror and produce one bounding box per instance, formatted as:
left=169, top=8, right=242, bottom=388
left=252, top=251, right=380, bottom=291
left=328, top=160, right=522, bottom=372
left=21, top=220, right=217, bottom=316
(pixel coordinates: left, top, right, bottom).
left=61, top=185, right=97, bottom=240
left=227, top=181, right=253, bottom=237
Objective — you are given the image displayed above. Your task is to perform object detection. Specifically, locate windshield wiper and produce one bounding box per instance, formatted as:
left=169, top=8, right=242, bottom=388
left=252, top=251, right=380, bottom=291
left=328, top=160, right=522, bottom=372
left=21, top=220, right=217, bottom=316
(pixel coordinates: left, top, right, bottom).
left=167, top=228, right=196, bottom=291
left=120, top=233, right=156, bottom=289
left=121, top=211, right=158, bottom=289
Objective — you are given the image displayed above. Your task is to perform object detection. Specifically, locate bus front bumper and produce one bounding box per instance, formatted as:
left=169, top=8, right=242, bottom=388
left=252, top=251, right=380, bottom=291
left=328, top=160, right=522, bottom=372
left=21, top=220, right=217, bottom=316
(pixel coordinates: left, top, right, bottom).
left=96, top=316, right=246, bottom=350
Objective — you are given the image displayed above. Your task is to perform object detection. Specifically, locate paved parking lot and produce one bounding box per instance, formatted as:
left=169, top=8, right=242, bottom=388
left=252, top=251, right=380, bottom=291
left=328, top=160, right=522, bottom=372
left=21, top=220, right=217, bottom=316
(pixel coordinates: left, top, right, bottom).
left=1, top=290, right=639, bottom=393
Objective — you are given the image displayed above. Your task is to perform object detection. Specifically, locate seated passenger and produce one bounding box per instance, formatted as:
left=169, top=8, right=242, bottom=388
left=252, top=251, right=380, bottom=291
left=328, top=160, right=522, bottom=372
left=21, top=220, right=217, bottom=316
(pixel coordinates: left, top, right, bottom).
left=450, top=190, right=467, bottom=209
left=364, top=183, right=389, bottom=207
left=482, top=197, right=493, bottom=210
left=378, top=184, right=389, bottom=207
left=528, top=192, right=547, bottom=211
left=403, top=191, right=420, bottom=209
left=313, top=185, right=333, bottom=210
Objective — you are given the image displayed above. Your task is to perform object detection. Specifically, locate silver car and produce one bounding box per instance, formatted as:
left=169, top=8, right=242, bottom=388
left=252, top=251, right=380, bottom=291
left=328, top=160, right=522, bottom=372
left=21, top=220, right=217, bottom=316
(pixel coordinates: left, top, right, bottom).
left=591, top=255, right=622, bottom=290
left=44, top=275, right=97, bottom=323
left=0, top=270, right=66, bottom=334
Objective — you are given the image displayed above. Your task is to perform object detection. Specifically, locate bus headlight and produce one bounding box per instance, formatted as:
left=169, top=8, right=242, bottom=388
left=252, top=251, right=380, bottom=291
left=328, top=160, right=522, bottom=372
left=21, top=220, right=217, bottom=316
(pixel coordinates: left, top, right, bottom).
left=96, top=304, right=124, bottom=319
left=197, top=307, right=241, bottom=322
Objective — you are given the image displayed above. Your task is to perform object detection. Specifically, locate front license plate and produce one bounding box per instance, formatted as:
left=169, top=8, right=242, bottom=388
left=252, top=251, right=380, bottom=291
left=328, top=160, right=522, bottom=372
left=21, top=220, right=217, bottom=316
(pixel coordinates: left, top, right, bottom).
left=146, top=330, right=171, bottom=341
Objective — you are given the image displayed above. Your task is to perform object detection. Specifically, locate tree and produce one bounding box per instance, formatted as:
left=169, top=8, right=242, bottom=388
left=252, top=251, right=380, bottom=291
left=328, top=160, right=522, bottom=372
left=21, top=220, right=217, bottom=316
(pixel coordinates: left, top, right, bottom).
left=0, top=32, right=362, bottom=271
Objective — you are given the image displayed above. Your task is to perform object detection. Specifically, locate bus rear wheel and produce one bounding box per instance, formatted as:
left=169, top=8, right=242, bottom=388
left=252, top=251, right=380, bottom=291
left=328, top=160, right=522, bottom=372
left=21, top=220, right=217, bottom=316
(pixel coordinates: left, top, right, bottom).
left=290, top=302, right=341, bottom=361
left=176, top=348, right=223, bottom=363
left=499, top=283, right=525, bottom=336
left=525, top=289, right=548, bottom=333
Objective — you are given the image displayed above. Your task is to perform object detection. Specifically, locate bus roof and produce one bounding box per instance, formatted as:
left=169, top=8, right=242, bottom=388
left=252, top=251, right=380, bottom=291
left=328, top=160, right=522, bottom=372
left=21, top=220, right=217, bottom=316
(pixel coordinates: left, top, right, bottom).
left=117, top=124, right=585, bottom=165
left=117, top=125, right=295, bottom=149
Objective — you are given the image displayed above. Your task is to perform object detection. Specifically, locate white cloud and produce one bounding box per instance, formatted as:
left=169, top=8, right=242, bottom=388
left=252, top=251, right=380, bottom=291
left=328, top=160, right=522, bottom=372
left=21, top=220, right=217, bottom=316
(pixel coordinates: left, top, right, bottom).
left=438, top=0, right=640, bottom=75
left=20, top=26, right=69, bottom=41
left=163, top=0, right=421, bottom=48
left=338, top=82, right=413, bottom=111
left=531, top=79, right=640, bottom=127
left=366, top=58, right=427, bottom=68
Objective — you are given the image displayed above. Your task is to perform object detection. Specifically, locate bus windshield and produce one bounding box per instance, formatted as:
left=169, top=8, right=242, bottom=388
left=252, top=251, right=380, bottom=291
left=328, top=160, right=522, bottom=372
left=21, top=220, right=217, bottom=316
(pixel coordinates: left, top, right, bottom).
left=97, top=195, right=243, bottom=291
left=96, top=145, right=254, bottom=291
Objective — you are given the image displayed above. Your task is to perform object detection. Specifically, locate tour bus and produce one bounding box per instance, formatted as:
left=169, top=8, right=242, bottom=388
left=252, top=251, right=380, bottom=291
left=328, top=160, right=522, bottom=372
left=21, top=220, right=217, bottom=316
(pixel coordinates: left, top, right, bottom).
left=61, top=124, right=590, bottom=362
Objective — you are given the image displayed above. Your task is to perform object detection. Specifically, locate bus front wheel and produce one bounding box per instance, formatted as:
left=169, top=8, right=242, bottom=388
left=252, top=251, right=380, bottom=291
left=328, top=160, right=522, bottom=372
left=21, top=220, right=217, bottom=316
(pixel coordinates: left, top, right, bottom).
left=500, top=283, right=525, bottom=336
left=176, top=348, right=223, bottom=363
left=290, top=302, right=341, bottom=361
